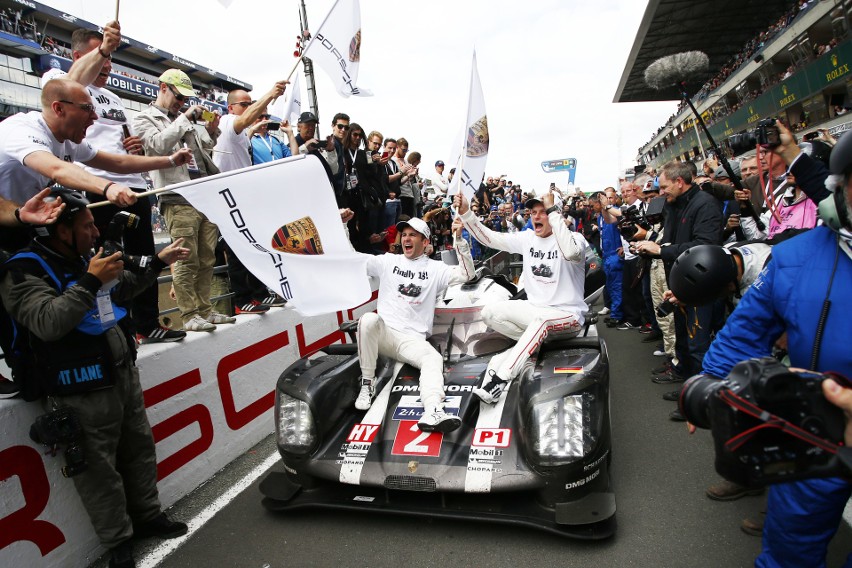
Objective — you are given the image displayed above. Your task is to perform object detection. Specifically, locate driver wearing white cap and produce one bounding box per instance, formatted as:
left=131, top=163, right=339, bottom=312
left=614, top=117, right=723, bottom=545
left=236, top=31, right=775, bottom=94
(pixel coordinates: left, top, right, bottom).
left=356, top=217, right=475, bottom=432
left=455, top=190, right=587, bottom=404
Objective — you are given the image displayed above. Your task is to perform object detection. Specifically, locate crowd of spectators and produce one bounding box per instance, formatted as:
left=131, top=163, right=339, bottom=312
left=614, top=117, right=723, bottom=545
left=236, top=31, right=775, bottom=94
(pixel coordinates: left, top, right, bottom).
left=638, top=0, right=831, bottom=154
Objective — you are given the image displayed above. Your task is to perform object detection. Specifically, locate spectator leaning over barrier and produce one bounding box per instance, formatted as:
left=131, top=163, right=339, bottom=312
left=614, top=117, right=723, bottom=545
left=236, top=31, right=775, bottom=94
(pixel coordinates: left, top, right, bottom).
left=0, top=188, right=191, bottom=568
left=0, top=78, right=191, bottom=253
left=43, top=21, right=186, bottom=344
left=133, top=69, right=230, bottom=333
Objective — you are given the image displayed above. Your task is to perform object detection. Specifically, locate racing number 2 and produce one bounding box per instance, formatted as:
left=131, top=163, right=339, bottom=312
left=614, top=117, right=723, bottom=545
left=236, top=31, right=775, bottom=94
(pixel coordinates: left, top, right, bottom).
left=391, top=420, right=443, bottom=457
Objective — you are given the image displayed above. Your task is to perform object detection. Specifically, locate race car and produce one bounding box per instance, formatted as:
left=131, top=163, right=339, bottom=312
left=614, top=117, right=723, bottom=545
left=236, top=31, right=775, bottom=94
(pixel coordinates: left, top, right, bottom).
left=261, top=255, right=614, bottom=539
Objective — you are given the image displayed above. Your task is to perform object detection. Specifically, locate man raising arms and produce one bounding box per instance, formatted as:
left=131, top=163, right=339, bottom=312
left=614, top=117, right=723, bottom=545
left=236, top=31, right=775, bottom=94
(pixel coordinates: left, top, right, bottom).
left=455, top=190, right=587, bottom=403
left=356, top=217, right=475, bottom=432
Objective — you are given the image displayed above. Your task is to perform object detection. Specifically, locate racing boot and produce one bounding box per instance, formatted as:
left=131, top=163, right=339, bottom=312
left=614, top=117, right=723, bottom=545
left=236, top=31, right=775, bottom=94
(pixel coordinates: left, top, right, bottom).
left=418, top=404, right=461, bottom=433
left=355, top=377, right=376, bottom=410
left=473, top=370, right=508, bottom=404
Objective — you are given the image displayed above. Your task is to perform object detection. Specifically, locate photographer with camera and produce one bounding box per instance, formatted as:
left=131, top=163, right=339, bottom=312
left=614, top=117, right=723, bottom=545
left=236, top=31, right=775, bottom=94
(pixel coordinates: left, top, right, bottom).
left=0, top=188, right=190, bottom=568
left=632, top=161, right=723, bottom=395
left=683, top=131, right=852, bottom=567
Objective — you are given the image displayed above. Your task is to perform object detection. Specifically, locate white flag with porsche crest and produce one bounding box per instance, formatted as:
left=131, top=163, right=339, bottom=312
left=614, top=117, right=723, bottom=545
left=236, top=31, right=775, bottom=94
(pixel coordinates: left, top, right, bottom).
left=302, top=0, right=372, bottom=98
left=448, top=51, right=488, bottom=201
left=172, top=155, right=371, bottom=316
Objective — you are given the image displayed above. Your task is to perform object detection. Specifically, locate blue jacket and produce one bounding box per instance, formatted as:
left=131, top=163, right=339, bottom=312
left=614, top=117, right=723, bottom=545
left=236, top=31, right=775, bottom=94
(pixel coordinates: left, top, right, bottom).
left=596, top=212, right=621, bottom=257
left=703, top=226, right=851, bottom=377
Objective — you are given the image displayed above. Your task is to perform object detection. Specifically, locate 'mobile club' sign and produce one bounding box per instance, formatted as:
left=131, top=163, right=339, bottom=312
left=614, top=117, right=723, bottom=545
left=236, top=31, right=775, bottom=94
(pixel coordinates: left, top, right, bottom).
left=38, top=55, right=226, bottom=113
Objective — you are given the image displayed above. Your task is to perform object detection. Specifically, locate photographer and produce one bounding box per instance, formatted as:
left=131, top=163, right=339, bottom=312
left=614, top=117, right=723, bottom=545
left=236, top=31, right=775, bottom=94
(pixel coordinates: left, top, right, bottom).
left=694, top=132, right=852, bottom=567
left=0, top=189, right=190, bottom=567
left=632, top=161, right=723, bottom=393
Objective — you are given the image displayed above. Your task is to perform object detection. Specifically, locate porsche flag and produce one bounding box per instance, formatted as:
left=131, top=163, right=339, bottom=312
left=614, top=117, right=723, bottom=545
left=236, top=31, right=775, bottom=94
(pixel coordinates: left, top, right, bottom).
left=448, top=51, right=488, bottom=202
left=172, top=155, right=371, bottom=316
left=272, top=70, right=302, bottom=126
left=302, top=0, right=373, bottom=97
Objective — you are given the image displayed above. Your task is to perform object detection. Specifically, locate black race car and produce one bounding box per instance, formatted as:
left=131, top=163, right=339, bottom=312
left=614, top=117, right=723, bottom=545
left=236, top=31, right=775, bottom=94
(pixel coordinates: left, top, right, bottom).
left=531, top=263, right=554, bottom=278
left=261, top=257, right=613, bottom=539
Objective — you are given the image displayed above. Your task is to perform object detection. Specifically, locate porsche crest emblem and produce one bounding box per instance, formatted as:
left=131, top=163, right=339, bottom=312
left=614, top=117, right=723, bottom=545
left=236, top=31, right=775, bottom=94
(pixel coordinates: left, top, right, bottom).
left=349, top=29, right=361, bottom=63
left=466, top=115, right=489, bottom=157
left=271, top=216, right=324, bottom=255
left=408, top=460, right=419, bottom=473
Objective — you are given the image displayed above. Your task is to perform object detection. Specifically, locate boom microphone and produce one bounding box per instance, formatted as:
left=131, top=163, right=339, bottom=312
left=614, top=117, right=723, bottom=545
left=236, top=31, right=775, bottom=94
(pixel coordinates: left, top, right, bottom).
left=644, top=51, right=709, bottom=91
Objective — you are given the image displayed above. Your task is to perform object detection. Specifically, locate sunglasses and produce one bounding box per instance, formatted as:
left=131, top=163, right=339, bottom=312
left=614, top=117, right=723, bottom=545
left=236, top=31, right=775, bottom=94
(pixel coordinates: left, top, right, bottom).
left=166, top=84, right=187, bottom=102
left=335, top=123, right=350, bottom=130
left=233, top=101, right=254, bottom=108
left=58, top=100, right=96, bottom=113
left=260, top=114, right=271, bottom=119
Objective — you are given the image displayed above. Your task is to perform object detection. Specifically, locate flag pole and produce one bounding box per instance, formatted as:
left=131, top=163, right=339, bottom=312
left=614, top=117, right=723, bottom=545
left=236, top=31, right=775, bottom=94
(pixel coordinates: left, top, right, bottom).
left=88, top=185, right=171, bottom=208
left=273, top=0, right=340, bottom=108
left=452, top=51, right=476, bottom=203
left=115, top=0, right=120, bottom=21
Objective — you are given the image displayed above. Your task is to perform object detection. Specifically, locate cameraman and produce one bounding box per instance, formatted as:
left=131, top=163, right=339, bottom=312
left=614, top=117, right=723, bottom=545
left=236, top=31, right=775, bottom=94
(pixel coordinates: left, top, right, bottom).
left=697, top=132, right=852, bottom=567
left=632, top=161, right=723, bottom=392
left=0, top=189, right=190, bottom=567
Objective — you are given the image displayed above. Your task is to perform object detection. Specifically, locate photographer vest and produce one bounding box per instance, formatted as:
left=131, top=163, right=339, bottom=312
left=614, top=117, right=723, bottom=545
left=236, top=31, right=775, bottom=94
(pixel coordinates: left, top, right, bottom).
left=1, top=249, right=128, bottom=399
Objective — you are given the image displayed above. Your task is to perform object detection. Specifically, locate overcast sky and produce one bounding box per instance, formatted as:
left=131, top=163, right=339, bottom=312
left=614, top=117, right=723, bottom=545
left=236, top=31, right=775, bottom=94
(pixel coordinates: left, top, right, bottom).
left=42, top=0, right=678, bottom=194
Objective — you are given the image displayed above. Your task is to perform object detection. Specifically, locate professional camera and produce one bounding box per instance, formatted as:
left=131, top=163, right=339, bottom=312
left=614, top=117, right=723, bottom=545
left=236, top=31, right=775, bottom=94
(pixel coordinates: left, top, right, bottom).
left=679, top=358, right=850, bottom=487
left=29, top=407, right=87, bottom=478
left=727, top=118, right=782, bottom=155
left=617, top=196, right=665, bottom=240
left=101, top=211, right=154, bottom=271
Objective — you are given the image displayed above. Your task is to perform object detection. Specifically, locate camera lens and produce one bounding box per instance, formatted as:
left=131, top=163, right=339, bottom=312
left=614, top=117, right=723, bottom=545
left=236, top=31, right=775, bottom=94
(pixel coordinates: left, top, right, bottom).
left=678, top=375, right=725, bottom=429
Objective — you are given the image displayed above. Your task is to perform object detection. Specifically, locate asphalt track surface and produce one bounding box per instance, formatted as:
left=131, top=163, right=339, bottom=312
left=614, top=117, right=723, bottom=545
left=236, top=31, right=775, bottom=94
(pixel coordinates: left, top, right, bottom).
left=103, top=319, right=852, bottom=568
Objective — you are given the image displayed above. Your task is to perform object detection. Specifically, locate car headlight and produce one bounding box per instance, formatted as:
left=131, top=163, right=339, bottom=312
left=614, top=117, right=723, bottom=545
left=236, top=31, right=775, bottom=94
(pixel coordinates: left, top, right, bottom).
left=276, top=391, right=317, bottom=454
left=531, top=394, right=593, bottom=466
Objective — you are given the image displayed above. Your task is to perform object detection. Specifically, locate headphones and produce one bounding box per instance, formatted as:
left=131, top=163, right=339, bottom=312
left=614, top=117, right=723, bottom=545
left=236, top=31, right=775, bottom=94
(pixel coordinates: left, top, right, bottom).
left=817, top=187, right=849, bottom=232
left=822, top=131, right=852, bottom=232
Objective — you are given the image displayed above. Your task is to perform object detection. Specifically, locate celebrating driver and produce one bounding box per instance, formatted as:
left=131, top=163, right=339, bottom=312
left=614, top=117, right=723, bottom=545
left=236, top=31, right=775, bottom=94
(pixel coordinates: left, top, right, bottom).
left=455, top=191, right=587, bottom=403
left=356, top=217, right=475, bottom=433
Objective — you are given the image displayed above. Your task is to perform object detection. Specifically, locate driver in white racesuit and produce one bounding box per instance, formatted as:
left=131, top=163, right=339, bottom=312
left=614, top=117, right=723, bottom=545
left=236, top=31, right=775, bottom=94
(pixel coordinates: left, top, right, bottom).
left=356, top=217, right=475, bottom=432
left=455, top=190, right=587, bottom=403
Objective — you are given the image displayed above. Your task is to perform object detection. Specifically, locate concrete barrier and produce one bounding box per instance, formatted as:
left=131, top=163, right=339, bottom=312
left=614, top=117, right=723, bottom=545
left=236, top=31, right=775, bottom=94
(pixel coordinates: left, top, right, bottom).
left=0, top=294, right=376, bottom=568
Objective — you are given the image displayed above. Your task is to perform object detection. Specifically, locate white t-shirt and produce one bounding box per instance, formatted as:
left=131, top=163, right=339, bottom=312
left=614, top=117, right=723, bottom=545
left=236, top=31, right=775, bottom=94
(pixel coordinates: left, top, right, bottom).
left=213, top=114, right=251, bottom=172
left=461, top=209, right=587, bottom=319
left=0, top=111, right=97, bottom=203
left=42, top=68, right=146, bottom=188
left=367, top=252, right=465, bottom=339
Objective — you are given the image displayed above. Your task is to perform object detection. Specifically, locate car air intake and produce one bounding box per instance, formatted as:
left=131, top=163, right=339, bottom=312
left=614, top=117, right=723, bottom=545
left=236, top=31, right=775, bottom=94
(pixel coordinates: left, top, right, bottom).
left=383, top=475, right=437, bottom=492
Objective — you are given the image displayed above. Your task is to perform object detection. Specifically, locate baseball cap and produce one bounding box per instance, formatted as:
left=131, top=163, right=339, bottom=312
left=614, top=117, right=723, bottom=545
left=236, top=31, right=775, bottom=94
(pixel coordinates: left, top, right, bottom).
left=396, top=217, right=431, bottom=239
left=713, top=161, right=741, bottom=180
left=298, top=111, right=318, bottom=124
left=158, top=69, right=195, bottom=98
left=435, top=160, right=445, bottom=167
left=525, top=197, right=544, bottom=209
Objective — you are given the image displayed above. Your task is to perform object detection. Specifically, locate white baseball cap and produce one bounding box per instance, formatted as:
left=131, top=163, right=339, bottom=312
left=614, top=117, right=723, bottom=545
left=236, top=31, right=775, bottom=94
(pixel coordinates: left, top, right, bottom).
left=396, top=217, right=431, bottom=239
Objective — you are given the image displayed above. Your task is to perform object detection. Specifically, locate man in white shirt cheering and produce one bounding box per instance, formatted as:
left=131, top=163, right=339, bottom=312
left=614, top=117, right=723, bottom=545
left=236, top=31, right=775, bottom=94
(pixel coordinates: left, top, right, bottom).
left=455, top=190, right=587, bottom=404
left=356, top=217, right=475, bottom=432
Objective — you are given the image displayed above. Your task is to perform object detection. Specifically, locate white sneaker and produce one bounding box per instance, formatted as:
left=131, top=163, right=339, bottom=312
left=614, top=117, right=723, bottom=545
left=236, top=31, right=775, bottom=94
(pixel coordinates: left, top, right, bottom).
left=355, top=377, right=375, bottom=410
left=417, top=405, right=461, bottom=433
left=207, top=312, right=236, bottom=324
left=473, top=370, right=508, bottom=404
left=598, top=307, right=610, bottom=315
left=653, top=348, right=667, bottom=357
left=185, top=315, right=216, bottom=332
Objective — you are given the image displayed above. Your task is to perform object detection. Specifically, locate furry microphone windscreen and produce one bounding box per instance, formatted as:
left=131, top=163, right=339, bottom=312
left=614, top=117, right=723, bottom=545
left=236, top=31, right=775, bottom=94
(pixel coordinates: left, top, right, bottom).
left=644, top=51, right=710, bottom=90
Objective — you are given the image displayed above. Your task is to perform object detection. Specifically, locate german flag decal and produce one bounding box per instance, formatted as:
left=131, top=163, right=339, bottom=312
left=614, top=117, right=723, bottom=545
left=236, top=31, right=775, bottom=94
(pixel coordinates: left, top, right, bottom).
left=554, top=366, right=583, bottom=374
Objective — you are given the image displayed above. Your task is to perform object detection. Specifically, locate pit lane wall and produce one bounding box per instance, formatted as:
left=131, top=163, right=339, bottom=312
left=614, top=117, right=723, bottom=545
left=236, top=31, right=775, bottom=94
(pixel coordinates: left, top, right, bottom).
left=0, top=295, right=377, bottom=568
